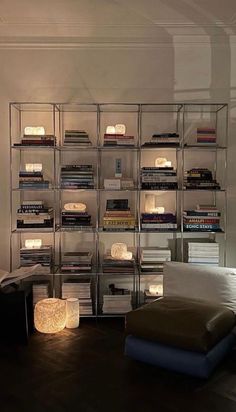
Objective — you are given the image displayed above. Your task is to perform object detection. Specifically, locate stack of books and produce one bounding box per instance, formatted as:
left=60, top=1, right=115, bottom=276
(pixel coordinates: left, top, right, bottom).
left=102, top=255, right=136, bottom=274
left=14, top=134, right=56, bottom=147
left=197, top=127, right=216, bottom=144
left=184, top=168, right=220, bottom=190
left=187, top=242, right=220, bottom=266
left=103, top=199, right=136, bottom=231
left=62, top=280, right=93, bottom=315
left=20, top=245, right=53, bottom=274
left=17, top=201, right=53, bottom=229
left=142, top=133, right=180, bottom=147
left=141, top=167, right=178, bottom=190
left=64, top=130, right=92, bottom=146
left=183, top=205, right=222, bottom=232
left=103, top=134, right=135, bottom=147
left=104, top=178, right=134, bottom=190
left=141, top=212, right=177, bottom=231
left=33, top=281, right=50, bottom=305
left=102, top=293, right=132, bottom=314
left=140, top=247, right=171, bottom=272
left=19, top=170, right=49, bottom=189
left=60, top=165, right=95, bottom=189
left=60, top=251, right=93, bottom=273
left=61, top=210, right=92, bottom=228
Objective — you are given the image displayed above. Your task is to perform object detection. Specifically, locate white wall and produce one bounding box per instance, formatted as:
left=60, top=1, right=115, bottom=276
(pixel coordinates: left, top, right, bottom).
left=0, top=39, right=236, bottom=269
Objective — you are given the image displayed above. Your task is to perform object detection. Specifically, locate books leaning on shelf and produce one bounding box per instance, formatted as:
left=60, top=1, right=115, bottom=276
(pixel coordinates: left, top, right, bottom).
left=183, top=205, right=222, bottom=232
left=140, top=248, right=171, bottom=272
left=103, top=134, right=135, bottom=147
left=141, top=212, right=177, bottom=231
left=61, top=164, right=95, bottom=189
left=102, top=287, right=132, bottom=314
left=19, top=170, right=50, bottom=189
left=17, top=201, right=54, bottom=229
left=197, top=127, right=216, bottom=144
left=33, top=281, right=50, bottom=305
left=184, top=168, right=220, bottom=190
left=62, top=280, right=93, bottom=315
left=141, top=166, right=178, bottom=190
left=64, top=130, right=92, bottom=146
left=20, top=245, right=53, bottom=274
left=60, top=251, right=93, bottom=273
left=142, top=133, right=180, bottom=147
left=14, top=134, right=56, bottom=147
left=187, top=242, right=220, bottom=266
left=103, top=199, right=136, bottom=231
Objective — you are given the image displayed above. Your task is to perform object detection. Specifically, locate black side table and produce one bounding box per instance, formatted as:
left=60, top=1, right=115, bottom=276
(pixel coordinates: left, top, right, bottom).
left=0, top=282, right=33, bottom=344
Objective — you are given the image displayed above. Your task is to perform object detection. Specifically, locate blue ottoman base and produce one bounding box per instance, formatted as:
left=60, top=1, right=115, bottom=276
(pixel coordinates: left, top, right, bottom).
left=125, top=333, right=236, bottom=378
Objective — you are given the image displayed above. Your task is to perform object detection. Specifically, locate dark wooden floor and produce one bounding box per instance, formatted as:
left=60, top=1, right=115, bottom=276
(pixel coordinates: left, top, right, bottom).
left=1, top=319, right=236, bottom=412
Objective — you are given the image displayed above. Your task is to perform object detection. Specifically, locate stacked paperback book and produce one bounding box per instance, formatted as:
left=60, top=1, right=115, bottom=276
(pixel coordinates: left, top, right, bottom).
left=17, top=201, right=53, bottom=229
left=141, top=167, right=178, bottom=190
left=62, top=280, right=93, bottom=315
left=103, top=199, right=136, bottom=231
left=144, top=290, right=162, bottom=304
left=103, top=133, right=135, bottom=147
left=61, top=165, right=95, bottom=189
left=64, top=130, right=92, bottom=146
left=60, top=251, right=93, bottom=273
left=197, top=127, right=216, bottom=144
left=141, top=212, right=177, bottom=231
left=183, top=205, right=222, bottom=232
left=14, top=134, right=56, bottom=147
left=140, top=247, right=171, bottom=272
left=33, top=282, right=50, bottom=305
left=187, top=242, right=220, bottom=266
left=61, top=210, right=92, bottom=228
left=142, top=133, right=180, bottom=147
left=102, top=255, right=136, bottom=275
left=102, top=291, right=132, bottom=314
left=20, top=245, right=53, bottom=274
left=184, top=168, right=220, bottom=190
left=19, top=170, right=49, bottom=189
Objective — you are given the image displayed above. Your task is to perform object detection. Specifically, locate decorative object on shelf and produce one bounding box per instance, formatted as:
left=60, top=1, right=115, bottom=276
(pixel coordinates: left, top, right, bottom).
left=149, top=284, right=163, bottom=295
left=66, top=298, right=80, bottom=328
left=106, top=126, right=116, bottom=134
left=64, top=203, right=87, bottom=212
left=25, top=239, right=42, bottom=249
left=25, top=163, right=43, bottom=172
left=34, top=298, right=66, bottom=334
left=24, top=126, right=45, bottom=136
left=155, top=158, right=172, bottom=168
left=115, top=124, right=126, bottom=135
left=144, top=194, right=165, bottom=214
left=115, top=158, right=122, bottom=177
left=111, top=243, right=132, bottom=260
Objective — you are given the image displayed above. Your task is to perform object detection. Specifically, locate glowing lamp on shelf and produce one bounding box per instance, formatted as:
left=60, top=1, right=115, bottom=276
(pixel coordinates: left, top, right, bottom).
left=149, top=284, right=163, bottom=296
left=34, top=298, right=66, bottom=334
left=155, top=157, right=172, bottom=168
left=66, top=298, right=80, bottom=329
left=111, top=243, right=132, bottom=260
left=25, top=239, right=42, bottom=249
left=25, top=163, right=43, bottom=172
left=115, top=124, right=126, bottom=135
left=64, top=203, right=87, bottom=212
left=145, top=194, right=165, bottom=214
left=24, top=126, right=45, bottom=136
left=106, top=126, right=116, bottom=134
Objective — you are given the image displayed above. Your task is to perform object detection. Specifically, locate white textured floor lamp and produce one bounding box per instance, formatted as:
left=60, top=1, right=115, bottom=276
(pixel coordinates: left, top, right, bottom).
left=34, top=298, right=66, bottom=333
left=66, top=298, right=80, bottom=329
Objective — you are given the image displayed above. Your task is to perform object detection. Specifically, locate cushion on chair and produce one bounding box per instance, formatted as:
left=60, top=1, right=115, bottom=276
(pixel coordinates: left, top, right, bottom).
left=125, top=297, right=236, bottom=353
left=163, top=262, right=236, bottom=312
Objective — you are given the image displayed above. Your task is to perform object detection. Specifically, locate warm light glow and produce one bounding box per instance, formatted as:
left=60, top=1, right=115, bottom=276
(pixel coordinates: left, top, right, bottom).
left=64, top=203, right=86, bottom=212
left=66, top=298, right=80, bottom=329
left=150, top=207, right=165, bottom=214
left=145, top=194, right=165, bottom=214
left=149, top=285, right=163, bottom=295
left=115, top=124, right=126, bottom=135
left=25, top=239, right=42, bottom=249
left=111, top=243, right=132, bottom=260
left=24, top=126, right=45, bottom=136
left=106, top=126, right=116, bottom=134
left=155, top=157, right=172, bottom=168
left=34, top=298, right=66, bottom=334
left=25, top=163, right=43, bottom=172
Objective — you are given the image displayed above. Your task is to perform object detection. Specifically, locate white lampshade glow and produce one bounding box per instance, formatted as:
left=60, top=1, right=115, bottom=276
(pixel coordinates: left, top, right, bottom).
left=155, top=157, right=172, bottom=168
left=25, top=163, right=42, bottom=172
left=111, top=243, right=132, bottom=260
left=149, top=285, right=163, bottom=295
left=34, top=298, right=66, bottom=334
left=106, top=126, right=116, bottom=134
left=115, top=124, right=126, bottom=135
left=64, top=203, right=86, bottom=212
left=145, top=194, right=165, bottom=214
left=25, top=239, right=42, bottom=249
left=66, top=298, right=80, bottom=329
left=24, top=126, right=45, bottom=136
left=122, top=251, right=133, bottom=260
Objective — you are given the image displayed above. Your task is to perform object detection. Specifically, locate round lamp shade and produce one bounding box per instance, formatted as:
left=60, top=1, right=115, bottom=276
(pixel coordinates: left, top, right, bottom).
left=34, top=298, right=66, bottom=334
left=66, top=298, right=80, bottom=329
left=111, top=243, right=127, bottom=259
